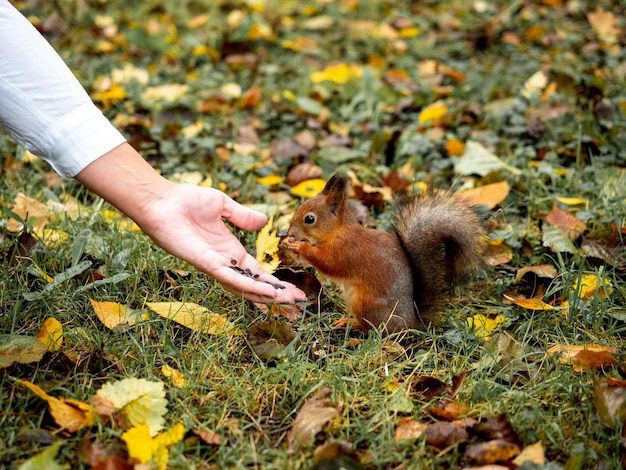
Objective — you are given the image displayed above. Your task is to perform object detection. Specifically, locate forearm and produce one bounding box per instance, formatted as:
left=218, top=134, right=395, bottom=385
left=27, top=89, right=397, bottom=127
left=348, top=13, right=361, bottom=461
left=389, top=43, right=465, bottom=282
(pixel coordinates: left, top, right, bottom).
left=74, top=143, right=174, bottom=226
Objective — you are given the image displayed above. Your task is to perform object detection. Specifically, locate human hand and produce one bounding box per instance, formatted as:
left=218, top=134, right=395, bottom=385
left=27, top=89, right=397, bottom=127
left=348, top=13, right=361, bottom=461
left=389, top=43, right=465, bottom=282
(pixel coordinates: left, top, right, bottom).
left=136, top=183, right=306, bottom=304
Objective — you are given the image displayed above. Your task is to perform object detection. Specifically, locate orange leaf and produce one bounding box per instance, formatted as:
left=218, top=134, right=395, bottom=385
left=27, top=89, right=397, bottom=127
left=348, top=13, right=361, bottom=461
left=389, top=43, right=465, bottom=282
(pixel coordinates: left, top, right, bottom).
left=460, top=181, right=510, bottom=209
left=545, top=203, right=586, bottom=239
left=548, top=344, right=617, bottom=372
left=445, top=139, right=465, bottom=156
left=508, top=297, right=554, bottom=311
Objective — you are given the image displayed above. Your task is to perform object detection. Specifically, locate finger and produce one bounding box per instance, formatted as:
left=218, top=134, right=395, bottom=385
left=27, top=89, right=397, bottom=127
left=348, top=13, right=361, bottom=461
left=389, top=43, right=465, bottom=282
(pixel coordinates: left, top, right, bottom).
left=221, top=196, right=268, bottom=231
left=216, top=265, right=306, bottom=303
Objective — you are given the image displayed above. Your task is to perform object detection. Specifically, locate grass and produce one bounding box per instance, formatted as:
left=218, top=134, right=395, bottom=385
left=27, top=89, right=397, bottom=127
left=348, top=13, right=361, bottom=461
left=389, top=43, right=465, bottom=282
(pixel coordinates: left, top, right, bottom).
left=2, top=0, right=626, bottom=468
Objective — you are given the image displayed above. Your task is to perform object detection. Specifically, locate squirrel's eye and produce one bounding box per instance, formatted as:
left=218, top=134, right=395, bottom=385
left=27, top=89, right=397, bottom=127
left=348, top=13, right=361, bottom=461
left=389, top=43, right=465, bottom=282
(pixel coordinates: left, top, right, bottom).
left=304, top=214, right=316, bottom=224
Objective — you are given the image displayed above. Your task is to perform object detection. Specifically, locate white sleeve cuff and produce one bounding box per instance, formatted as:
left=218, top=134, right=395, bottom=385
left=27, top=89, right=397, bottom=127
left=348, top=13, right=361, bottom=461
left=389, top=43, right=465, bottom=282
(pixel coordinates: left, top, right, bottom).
left=42, top=103, right=127, bottom=177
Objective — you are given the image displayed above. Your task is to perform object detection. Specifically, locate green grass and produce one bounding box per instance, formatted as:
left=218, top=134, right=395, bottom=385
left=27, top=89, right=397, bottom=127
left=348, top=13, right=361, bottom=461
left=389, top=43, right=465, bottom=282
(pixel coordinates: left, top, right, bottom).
left=2, top=0, right=626, bottom=468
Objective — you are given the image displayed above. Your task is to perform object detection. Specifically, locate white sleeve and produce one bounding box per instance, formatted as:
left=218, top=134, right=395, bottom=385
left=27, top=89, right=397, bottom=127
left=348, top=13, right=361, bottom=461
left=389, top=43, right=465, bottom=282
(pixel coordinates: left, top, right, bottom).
left=0, top=1, right=126, bottom=177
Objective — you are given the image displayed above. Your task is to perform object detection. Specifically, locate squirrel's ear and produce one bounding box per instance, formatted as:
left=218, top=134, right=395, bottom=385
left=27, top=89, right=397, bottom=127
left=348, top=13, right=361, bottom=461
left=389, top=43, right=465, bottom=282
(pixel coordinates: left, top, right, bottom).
left=322, top=173, right=349, bottom=216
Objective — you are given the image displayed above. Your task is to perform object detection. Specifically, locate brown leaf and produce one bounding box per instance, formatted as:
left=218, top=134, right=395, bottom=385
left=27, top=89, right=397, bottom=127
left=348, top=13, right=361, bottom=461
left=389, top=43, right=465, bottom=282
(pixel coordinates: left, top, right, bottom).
left=427, top=401, right=472, bottom=421
left=410, top=376, right=449, bottom=400
left=287, top=387, right=341, bottom=451
left=594, top=378, right=626, bottom=427
left=270, top=137, right=309, bottom=161
left=548, top=344, right=617, bottom=372
left=545, top=203, right=586, bottom=240
left=312, top=439, right=358, bottom=465
left=465, top=439, right=521, bottom=465
left=471, top=414, right=521, bottom=447
left=394, top=417, right=428, bottom=441
left=423, top=421, right=469, bottom=450
left=284, top=163, right=323, bottom=187
left=514, top=264, right=558, bottom=283
left=191, top=428, right=222, bottom=445
left=91, top=457, right=133, bottom=470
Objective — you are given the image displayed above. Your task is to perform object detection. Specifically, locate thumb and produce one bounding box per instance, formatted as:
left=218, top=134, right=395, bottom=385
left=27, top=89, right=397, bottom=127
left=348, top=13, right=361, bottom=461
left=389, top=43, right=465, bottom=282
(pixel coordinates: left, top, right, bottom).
left=222, top=195, right=268, bottom=231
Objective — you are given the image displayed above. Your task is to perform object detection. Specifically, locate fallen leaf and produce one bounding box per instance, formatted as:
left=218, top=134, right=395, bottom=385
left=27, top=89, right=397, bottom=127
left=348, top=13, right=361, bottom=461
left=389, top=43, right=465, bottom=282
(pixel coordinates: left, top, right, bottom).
left=512, top=440, right=546, bottom=465
left=572, top=273, right=613, bottom=300
left=514, top=264, right=558, bottom=283
left=161, top=365, right=188, bottom=389
left=256, top=214, right=281, bottom=274
left=290, top=178, right=327, bottom=198
left=460, top=181, right=510, bottom=209
left=142, top=84, right=189, bottom=102
left=36, top=317, right=63, bottom=352
left=505, top=296, right=554, bottom=311
left=93, top=378, right=167, bottom=436
left=519, top=71, right=548, bottom=101
left=122, top=423, right=185, bottom=470
left=146, top=302, right=241, bottom=336
left=18, top=379, right=96, bottom=433
left=455, top=141, right=521, bottom=177
left=7, top=192, right=53, bottom=235
left=548, top=344, right=617, bottom=372
left=465, top=439, right=521, bottom=465
left=467, top=313, right=507, bottom=338
left=90, top=299, right=145, bottom=331
left=423, top=421, right=469, bottom=450
left=545, top=203, right=586, bottom=239
left=594, top=378, right=626, bottom=427
left=588, top=7, right=620, bottom=44
left=17, top=440, right=65, bottom=470
left=310, top=63, right=359, bottom=84
left=394, top=417, right=428, bottom=441
left=191, top=428, right=222, bottom=445
left=0, top=334, right=47, bottom=368
left=287, top=387, right=341, bottom=451
left=418, top=101, right=448, bottom=123
left=445, top=139, right=465, bottom=156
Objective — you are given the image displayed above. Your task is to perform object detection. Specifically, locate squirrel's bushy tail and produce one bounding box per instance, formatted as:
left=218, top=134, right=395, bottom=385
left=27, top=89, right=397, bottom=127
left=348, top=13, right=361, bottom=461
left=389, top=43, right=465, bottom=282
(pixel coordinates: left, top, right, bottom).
left=394, top=191, right=486, bottom=326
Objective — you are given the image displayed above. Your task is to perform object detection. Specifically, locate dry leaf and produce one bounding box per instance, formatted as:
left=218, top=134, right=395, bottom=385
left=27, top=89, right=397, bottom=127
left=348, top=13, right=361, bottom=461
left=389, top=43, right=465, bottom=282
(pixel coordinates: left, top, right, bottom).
left=18, top=379, right=96, bottom=433
left=122, top=423, right=185, bottom=470
left=394, top=417, right=428, bottom=441
left=89, top=299, right=144, bottom=331
left=191, top=428, right=222, bottom=445
left=7, top=192, right=53, bottom=235
left=0, top=334, right=47, bottom=368
left=505, top=296, right=554, bottom=311
left=512, top=441, right=546, bottom=465
left=572, top=273, right=613, bottom=300
left=545, top=203, right=586, bottom=239
left=548, top=344, right=617, bottom=372
left=514, top=264, right=558, bottom=283
left=256, top=214, right=281, bottom=274
left=290, top=178, right=327, bottom=198
left=460, top=181, right=510, bottom=209
left=93, top=378, right=167, bottom=436
left=588, top=7, right=620, bottom=44
left=142, top=84, right=189, bottom=102
left=146, top=302, right=241, bottom=336
left=465, top=439, right=521, bottom=466
left=467, top=313, right=507, bottom=338
left=310, top=63, right=360, bottom=84
left=161, top=365, right=188, bottom=389
left=424, top=421, right=469, bottom=450
left=287, top=387, right=341, bottom=451
left=419, top=101, right=448, bottom=123
left=594, top=378, right=626, bottom=427
left=36, top=317, right=63, bottom=352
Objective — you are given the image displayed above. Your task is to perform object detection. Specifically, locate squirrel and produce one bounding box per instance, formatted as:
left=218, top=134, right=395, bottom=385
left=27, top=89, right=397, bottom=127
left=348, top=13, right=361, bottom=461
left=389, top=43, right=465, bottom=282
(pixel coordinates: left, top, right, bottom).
left=281, top=173, right=487, bottom=334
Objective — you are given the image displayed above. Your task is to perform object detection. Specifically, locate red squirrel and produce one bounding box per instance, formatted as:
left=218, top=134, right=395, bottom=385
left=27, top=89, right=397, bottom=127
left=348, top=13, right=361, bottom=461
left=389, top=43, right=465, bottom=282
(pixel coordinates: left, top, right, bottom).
left=281, top=173, right=487, bottom=333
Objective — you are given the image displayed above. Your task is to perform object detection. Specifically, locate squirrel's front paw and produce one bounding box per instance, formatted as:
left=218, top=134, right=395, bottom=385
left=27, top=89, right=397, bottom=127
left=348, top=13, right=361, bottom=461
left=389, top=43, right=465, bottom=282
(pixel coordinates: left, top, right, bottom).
left=281, top=236, right=304, bottom=254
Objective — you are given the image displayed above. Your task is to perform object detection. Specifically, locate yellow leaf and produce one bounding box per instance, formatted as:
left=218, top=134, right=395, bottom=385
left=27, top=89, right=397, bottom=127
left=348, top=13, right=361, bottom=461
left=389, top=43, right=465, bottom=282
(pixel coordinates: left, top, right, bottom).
left=257, top=174, right=282, bottom=186
left=505, top=296, right=554, bottom=311
left=18, top=379, right=95, bottom=432
left=36, top=317, right=63, bottom=352
left=89, top=299, right=145, bottom=330
left=310, top=63, right=359, bottom=84
left=460, top=181, right=510, bottom=210
left=161, top=365, right=188, bottom=389
left=466, top=313, right=507, bottom=338
left=520, top=71, right=548, bottom=100
left=418, top=101, right=448, bottom=123
left=142, top=84, right=189, bottom=102
left=146, top=302, right=242, bottom=336
left=7, top=192, right=52, bottom=235
left=398, top=26, right=419, bottom=38
left=122, top=423, right=185, bottom=470
left=290, top=178, right=327, bottom=198
left=556, top=197, right=588, bottom=206
left=573, top=273, right=613, bottom=300
left=92, top=83, right=127, bottom=106
left=256, top=213, right=281, bottom=274
left=93, top=378, right=167, bottom=436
